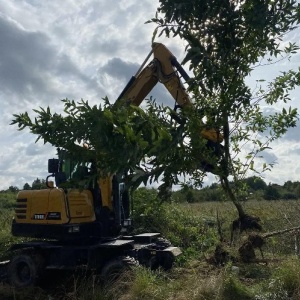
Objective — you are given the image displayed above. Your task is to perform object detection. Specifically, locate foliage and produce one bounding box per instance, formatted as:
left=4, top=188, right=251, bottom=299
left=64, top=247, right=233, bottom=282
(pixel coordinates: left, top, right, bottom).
left=242, top=176, right=267, bottom=192
left=173, top=184, right=224, bottom=202
left=0, top=192, right=23, bottom=258
left=270, top=259, right=300, bottom=299
left=263, top=184, right=281, bottom=200
left=11, top=98, right=216, bottom=192
left=177, top=185, right=197, bottom=203
left=222, top=273, right=254, bottom=300
left=0, top=191, right=17, bottom=209
left=8, top=186, right=19, bottom=193
left=253, top=260, right=300, bottom=299
left=172, top=177, right=300, bottom=202
left=117, top=267, right=164, bottom=300
left=23, top=183, right=31, bottom=190
left=31, top=178, right=47, bottom=190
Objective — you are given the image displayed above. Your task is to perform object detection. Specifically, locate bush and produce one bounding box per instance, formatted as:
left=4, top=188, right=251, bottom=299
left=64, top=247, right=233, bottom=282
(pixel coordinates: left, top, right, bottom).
left=132, top=188, right=219, bottom=263
left=282, top=192, right=297, bottom=200
left=263, top=185, right=281, bottom=200
left=0, top=192, right=17, bottom=209
left=222, top=274, right=253, bottom=300
left=271, top=259, right=300, bottom=298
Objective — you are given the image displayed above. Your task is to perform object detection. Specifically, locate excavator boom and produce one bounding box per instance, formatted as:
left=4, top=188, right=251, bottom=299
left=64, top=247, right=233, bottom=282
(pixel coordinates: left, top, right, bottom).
left=117, top=42, right=191, bottom=107
left=117, top=42, right=223, bottom=144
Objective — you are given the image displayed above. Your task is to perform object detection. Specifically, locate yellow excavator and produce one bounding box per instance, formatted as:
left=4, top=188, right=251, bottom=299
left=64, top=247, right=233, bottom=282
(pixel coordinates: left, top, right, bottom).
left=5, top=43, right=223, bottom=288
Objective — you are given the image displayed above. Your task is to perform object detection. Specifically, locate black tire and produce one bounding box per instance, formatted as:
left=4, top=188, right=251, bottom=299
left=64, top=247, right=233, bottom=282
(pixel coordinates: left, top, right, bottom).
left=155, top=238, right=175, bottom=270
left=8, top=253, right=44, bottom=288
left=147, top=256, right=160, bottom=270
left=160, top=251, right=175, bottom=271
left=100, top=256, right=138, bottom=282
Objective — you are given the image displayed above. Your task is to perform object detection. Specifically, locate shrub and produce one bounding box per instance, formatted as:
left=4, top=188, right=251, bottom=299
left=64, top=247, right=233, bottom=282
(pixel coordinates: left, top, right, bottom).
left=263, top=185, right=281, bottom=200
left=132, top=188, right=219, bottom=262
left=221, top=274, right=254, bottom=300
left=271, top=259, right=300, bottom=298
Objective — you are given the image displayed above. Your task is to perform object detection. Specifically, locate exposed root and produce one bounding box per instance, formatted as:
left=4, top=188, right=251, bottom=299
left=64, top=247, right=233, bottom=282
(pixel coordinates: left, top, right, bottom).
left=238, top=234, right=265, bottom=263
left=231, top=214, right=262, bottom=244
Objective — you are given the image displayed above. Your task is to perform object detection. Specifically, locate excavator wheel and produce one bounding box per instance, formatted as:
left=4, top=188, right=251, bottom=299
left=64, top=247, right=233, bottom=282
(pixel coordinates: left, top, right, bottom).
left=8, top=253, right=45, bottom=288
left=160, top=251, right=175, bottom=271
left=100, top=256, right=138, bottom=283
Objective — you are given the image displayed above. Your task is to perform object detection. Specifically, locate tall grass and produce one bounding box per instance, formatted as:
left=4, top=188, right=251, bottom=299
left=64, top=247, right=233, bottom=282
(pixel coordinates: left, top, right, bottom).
left=0, top=192, right=21, bottom=258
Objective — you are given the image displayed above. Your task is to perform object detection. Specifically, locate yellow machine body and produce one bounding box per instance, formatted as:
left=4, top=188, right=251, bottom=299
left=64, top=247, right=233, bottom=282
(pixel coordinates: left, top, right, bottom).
left=15, top=188, right=95, bottom=225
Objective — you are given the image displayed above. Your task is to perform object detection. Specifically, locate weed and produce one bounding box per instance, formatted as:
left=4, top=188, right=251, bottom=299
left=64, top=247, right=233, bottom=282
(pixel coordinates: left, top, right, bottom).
left=271, top=259, right=300, bottom=298
left=221, top=273, right=254, bottom=300
left=239, top=263, right=271, bottom=280
left=254, top=278, right=289, bottom=300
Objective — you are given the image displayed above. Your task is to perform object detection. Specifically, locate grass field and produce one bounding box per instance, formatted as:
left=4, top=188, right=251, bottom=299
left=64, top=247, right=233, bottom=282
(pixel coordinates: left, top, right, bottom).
left=1, top=191, right=300, bottom=299
left=184, top=200, right=300, bottom=255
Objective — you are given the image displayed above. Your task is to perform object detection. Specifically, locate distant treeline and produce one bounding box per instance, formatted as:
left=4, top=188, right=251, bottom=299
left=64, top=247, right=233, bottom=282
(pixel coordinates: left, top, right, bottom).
left=172, top=176, right=300, bottom=202
left=2, top=176, right=300, bottom=202
left=3, top=178, right=47, bottom=193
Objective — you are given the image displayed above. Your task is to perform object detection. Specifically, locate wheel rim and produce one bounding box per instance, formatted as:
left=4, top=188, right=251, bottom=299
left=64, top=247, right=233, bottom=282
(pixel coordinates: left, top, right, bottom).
left=16, top=262, right=31, bottom=283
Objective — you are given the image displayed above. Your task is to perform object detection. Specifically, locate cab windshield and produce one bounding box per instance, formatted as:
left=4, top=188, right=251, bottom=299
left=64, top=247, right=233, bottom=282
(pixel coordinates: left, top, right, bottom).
left=62, top=158, right=94, bottom=181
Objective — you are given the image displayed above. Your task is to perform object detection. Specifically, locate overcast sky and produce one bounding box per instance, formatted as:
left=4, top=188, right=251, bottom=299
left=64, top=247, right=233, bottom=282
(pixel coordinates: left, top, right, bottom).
left=0, top=0, right=300, bottom=190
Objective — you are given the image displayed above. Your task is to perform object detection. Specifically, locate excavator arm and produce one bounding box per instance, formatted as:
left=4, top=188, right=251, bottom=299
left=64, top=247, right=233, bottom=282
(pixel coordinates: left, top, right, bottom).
left=117, top=42, right=191, bottom=108
left=116, top=42, right=223, bottom=144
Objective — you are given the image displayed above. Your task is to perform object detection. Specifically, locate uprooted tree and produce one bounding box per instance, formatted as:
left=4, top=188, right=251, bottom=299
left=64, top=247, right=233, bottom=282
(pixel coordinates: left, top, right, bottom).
left=11, top=1, right=300, bottom=236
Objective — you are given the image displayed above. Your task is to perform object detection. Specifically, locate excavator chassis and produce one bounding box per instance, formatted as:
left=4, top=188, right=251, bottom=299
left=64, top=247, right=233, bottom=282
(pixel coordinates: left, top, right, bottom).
left=0, top=233, right=181, bottom=288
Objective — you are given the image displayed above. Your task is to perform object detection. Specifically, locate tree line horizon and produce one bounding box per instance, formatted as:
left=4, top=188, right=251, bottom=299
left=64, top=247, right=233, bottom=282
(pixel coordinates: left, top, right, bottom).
left=3, top=176, right=300, bottom=202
